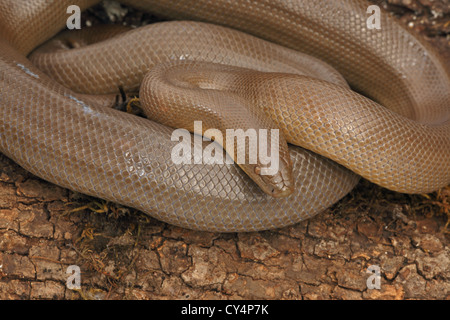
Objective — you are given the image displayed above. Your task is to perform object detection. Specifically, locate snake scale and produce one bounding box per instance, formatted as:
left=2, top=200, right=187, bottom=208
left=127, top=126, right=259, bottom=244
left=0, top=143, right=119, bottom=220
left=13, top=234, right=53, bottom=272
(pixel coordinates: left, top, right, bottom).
left=0, top=0, right=448, bottom=232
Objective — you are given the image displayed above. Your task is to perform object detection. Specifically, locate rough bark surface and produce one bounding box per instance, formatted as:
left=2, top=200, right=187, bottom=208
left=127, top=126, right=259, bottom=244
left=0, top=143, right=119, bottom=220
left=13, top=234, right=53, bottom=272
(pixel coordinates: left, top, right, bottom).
left=0, top=0, right=449, bottom=300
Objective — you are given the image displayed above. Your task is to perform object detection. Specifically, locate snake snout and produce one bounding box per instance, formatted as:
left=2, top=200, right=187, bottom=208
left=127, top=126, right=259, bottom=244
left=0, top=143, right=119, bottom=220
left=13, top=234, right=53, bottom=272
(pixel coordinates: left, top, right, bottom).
left=253, top=159, right=294, bottom=198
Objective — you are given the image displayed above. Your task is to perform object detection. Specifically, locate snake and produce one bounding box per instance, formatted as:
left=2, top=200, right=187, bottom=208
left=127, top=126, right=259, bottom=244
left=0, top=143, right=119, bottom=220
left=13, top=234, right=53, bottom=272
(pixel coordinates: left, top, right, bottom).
left=0, top=0, right=448, bottom=232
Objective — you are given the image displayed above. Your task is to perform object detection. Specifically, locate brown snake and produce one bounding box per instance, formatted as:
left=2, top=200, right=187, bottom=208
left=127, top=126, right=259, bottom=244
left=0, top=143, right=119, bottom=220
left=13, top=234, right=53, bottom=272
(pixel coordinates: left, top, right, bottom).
left=0, top=0, right=449, bottom=232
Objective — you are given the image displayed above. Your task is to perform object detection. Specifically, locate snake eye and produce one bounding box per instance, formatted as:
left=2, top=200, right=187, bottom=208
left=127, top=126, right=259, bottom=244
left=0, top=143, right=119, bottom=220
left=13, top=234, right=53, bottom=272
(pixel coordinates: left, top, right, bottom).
left=254, top=166, right=262, bottom=175
left=65, top=38, right=80, bottom=49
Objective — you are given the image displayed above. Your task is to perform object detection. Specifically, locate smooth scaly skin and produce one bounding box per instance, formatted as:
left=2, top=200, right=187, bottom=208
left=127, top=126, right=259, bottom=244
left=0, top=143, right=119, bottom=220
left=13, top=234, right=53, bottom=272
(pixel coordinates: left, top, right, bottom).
left=30, top=21, right=350, bottom=198
left=0, top=0, right=449, bottom=232
left=122, top=0, right=450, bottom=124
left=141, top=61, right=450, bottom=194
left=0, top=37, right=359, bottom=232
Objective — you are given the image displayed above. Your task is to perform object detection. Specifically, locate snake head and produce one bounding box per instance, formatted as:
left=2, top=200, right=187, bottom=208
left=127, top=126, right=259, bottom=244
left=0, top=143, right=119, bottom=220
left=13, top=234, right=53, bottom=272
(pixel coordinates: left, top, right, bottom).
left=254, top=127, right=294, bottom=198
left=230, top=124, right=294, bottom=198
left=256, top=159, right=294, bottom=198
left=242, top=152, right=294, bottom=198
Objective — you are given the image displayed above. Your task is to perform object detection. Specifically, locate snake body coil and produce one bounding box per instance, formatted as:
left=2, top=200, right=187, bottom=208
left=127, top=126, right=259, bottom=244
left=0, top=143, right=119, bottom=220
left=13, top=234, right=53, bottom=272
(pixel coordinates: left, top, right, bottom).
left=0, top=0, right=448, bottom=232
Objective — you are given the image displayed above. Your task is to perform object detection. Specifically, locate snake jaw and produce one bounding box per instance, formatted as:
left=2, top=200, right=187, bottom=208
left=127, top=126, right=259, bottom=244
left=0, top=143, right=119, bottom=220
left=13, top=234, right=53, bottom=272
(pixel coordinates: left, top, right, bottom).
left=268, top=169, right=295, bottom=198
left=249, top=155, right=294, bottom=198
